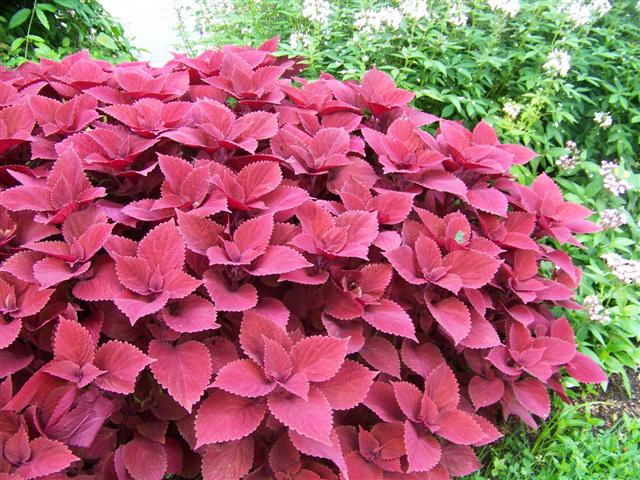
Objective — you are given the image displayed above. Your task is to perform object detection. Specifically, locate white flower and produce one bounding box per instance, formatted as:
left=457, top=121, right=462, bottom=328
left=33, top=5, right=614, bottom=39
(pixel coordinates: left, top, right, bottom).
left=558, top=0, right=612, bottom=26
left=556, top=140, right=580, bottom=170
left=592, top=0, right=612, bottom=16
left=288, top=31, right=312, bottom=50
left=602, top=253, right=640, bottom=284
left=487, top=0, right=520, bottom=17
left=543, top=49, right=571, bottom=77
left=594, top=111, right=613, bottom=128
left=582, top=294, right=611, bottom=323
left=379, top=7, right=403, bottom=30
left=302, top=0, right=331, bottom=26
left=399, top=0, right=431, bottom=20
left=354, top=10, right=383, bottom=35
left=354, top=7, right=404, bottom=35
left=599, top=207, right=628, bottom=229
left=502, top=101, right=521, bottom=119
left=600, top=160, right=630, bottom=196
left=446, top=2, right=468, bottom=26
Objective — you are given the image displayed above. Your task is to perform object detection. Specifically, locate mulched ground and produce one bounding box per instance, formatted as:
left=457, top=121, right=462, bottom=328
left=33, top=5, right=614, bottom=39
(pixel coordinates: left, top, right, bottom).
left=585, top=368, right=640, bottom=427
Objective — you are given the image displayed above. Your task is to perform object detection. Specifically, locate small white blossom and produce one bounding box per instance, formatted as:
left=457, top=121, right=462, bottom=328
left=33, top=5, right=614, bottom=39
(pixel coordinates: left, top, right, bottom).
left=558, top=0, right=611, bottom=26
left=502, top=101, right=521, bottom=120
left=487, top=0, right=520, bottom=17
left=302, top=0, right=331, bottom=26
left=594, top=111, right=613, bottom=129
left=354, top=7, right=404, bottom=35
left=399, top=0, right=431, bottom=20
left=598, top=207, right=628, bottom=229
left=600, top=160, right=630, bottom=196
left=602, top=253, right=640, bottom=284
left=379, top=7, right=404, bottom=30
left=556, top=140, right=580, bottom=170
left=582, top=294, right=611, bottom=323
left=543, top=49, right=571, bottom=77
left=288, top=31, right=312, bottom=50
left=446, top=2, right=468, bottom=26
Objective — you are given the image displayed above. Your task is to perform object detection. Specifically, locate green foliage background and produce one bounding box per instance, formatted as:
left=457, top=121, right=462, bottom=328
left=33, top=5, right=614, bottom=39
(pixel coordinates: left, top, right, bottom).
left=0, top=0, right=134, bottom=67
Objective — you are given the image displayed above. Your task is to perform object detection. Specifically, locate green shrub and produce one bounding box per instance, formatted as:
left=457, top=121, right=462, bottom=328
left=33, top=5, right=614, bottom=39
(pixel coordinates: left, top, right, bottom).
left=176, top=0, right=640, bottom=377
left=0, top=0, right=134, bottom=66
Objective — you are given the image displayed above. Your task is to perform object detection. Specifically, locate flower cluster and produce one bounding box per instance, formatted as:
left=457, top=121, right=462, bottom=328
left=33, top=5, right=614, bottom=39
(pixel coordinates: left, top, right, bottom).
left=302, top=0, right=331, bottom=26
left=558, top=0, right=612, bottom=27
left=602, top=253, right=640, bottom=284
left=288, top=31, right=313, bottom=50
left=487, top=0, right=521, bottom=17
left=447, top=1, right=469, bottom=26
left=582, top=294, right=611, bottom=323
left=543, top=48, right=572, bottom=77
left=594, top=111, right=613, bottom=129
left=354, top=6, right=403, bottom=35
left=598, top=207, right=628, bottom=230
left=399, top=0, right=431, bottom=20
left=600, top=160, right=629, bottom=196
left=556, top=140, right=580, bottom=170
left=502, top=101, right=521, bottom=120
left=0, top=42, right=605, bottom=479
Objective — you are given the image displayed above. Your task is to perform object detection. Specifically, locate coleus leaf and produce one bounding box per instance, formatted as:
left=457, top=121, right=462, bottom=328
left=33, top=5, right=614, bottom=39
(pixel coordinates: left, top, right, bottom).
left=149, top=340, right=212, bottom=412
left=195, top=390, right=266, bottom=447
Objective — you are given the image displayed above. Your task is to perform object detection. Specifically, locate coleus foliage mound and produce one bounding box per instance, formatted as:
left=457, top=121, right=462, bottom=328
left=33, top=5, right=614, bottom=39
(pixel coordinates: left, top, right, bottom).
left=0, top=38, right=605, bottom=480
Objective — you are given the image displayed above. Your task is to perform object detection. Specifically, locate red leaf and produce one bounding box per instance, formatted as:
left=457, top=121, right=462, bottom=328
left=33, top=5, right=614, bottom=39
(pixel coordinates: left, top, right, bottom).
left=202, top=438, right=255, bottom=480
left=94, top=340, right=154, bottom=394
left=15, top=438, right=78, bottom=480
left=290, top=336, right=348, bottom=382
left=441, top=444, right=480, bottom=476
left=565, top=352, right=607, bottom=383
left=162, top=294, right=219, bottom=333
left=468, top=376, right=504, bottom=409
left=213, top=359, right=274, bottom=398
left=195, top=390, right=266, bottom=447
left=123, top=437, right=168, bottom=480
left=138, top=220, right=185, bottom=273
left=149, top=340, right=212, bottom=412
left=468, top=186, right=508, bottom=216
left=247, top=245, right=312, bottom=276
left=362, top=299, right=416, bottom=340
left=436, top=410, right=486, bottom=445
left=443, top=250, right=501, bottom=289
left=513, top=378, right=550, bottom=418
left=53, top=317, right=95, bottom=365
left=268, top=387, right=333, bottom=444
left=413, top=170, right=468, bottom=197
left=317, top=360, right=376, bottom=410
left=359, top=336, right=401, bottom=379
left=403, top=421, right=441, bottom=473
left=460, top=311, right=501, bottom=349
left=236, top=161, right=282, bottom=200
left=426, top=297, right=471, bottom=344
left=204, top=270, right=258, bottom=312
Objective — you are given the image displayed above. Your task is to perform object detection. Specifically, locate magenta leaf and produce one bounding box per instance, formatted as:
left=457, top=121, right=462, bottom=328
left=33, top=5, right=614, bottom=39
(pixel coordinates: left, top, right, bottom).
left=149, top=340, right=212, bottom=412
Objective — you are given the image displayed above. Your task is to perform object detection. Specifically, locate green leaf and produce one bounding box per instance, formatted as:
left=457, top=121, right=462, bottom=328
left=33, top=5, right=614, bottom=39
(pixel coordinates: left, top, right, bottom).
left=96, top=32, right=117, bottom=50
left=37, top=3, right=58, bottom=12
left=35, top=8, right=50, bottom=30
left=9, top=37, right=25, bottom=53
left=53, top=0, right=76, bottom=7
left=9, top=8, right=31, bottom=29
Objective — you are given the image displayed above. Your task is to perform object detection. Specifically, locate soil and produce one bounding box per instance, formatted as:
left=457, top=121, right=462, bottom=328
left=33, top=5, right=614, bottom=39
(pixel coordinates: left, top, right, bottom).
left=585, top=368, right=640, bottom=427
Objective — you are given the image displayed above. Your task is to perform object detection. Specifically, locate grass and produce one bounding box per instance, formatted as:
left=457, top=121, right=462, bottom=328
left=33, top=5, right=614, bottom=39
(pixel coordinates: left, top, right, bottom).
left=470, top=400, right=640, bottom=480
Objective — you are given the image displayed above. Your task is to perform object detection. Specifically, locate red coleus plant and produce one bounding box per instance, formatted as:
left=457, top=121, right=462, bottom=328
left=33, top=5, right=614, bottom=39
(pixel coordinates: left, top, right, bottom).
left=0, top=41, right=604, bottom=480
